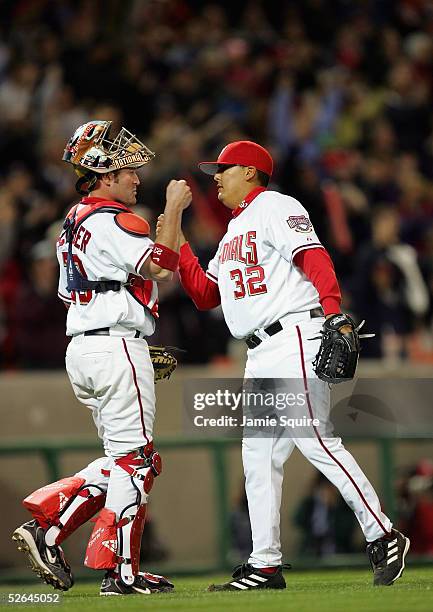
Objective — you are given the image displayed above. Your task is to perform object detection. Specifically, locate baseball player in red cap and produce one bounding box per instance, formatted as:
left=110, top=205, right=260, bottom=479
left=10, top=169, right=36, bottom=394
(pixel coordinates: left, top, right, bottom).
left=168, top=140, right=409, bottom=590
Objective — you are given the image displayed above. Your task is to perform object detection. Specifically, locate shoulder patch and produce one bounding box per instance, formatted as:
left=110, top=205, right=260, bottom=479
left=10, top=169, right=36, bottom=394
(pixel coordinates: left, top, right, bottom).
left=287, top=215, right=312, bottom=233
left=115, top=212, right=150, bottom=237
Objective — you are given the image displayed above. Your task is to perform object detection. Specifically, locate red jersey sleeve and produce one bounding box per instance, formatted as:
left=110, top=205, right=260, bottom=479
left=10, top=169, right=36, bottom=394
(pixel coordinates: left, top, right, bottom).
left=178, top=242, right=221, bottom=310
left=294, top=247, right=341, bottom=315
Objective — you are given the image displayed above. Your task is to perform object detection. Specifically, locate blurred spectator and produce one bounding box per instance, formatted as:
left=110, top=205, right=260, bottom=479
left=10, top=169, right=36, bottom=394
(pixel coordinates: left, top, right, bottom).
left=10, top=240, right=68, bottom=369
left=293, top=471, right=359, bottom=557
left=396, top=459, right=433, bottom=555
left=0, top=0, right=432, bottom=367
left=351, top=205, right=429, bottom=359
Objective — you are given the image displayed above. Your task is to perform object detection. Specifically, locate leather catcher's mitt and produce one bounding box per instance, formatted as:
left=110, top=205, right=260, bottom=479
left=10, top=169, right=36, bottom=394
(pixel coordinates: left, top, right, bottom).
left=148, top=346, right=177, bottom=382
left=313, top=314, right=374, bottom=384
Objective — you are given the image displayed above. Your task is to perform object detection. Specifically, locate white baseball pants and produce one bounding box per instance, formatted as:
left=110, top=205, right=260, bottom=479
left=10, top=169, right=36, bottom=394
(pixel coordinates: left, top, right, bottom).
left=243, top=312, right=392, bottom=568
left=65, top=333, right=155, bottom=516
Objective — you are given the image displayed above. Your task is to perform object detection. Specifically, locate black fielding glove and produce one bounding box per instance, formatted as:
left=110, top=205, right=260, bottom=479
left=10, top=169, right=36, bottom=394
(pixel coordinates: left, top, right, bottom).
left=313, top=314, right=374, bottom=384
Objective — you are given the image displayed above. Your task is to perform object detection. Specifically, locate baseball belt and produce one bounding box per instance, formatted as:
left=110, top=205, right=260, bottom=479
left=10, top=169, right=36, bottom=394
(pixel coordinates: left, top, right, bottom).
left=245, top=307, right=324, bottom=350
left=84, top=327, right=144, bottom=338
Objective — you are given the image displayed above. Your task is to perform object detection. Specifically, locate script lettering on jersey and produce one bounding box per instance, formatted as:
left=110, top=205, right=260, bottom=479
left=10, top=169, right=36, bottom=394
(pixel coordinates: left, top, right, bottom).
left=72, top=225, right=92, bottom=253
left=219, top=231, right=258, bottom=265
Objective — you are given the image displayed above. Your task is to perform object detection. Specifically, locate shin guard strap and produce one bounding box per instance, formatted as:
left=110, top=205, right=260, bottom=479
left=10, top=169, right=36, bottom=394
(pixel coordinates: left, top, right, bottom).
left=56, top=486, right=106, bottom=545
left=118, top=504, right=147, bottom=584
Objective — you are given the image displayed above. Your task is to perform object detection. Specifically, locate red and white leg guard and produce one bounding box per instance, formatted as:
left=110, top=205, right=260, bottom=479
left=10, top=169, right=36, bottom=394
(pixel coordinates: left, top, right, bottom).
left=116, top=445, right=162, bottom=585
left=85, top=444, right=162, bottom=584
left=23, top=476, right=106, bottom=546
left=84, top=507, right=118, bottom=570
left=84, top=503, right=148, bottom=578
left=117, top=503, right=148, bottom=584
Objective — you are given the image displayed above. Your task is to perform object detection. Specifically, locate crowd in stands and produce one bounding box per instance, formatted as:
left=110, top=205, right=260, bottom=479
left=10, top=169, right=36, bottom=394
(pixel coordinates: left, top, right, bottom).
left=0, top=0, right=432, bottom=368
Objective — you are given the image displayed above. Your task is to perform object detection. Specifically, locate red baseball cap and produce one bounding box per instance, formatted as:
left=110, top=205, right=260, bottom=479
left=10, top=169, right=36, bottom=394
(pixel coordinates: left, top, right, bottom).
left=198, top=141, right=273, bottom=177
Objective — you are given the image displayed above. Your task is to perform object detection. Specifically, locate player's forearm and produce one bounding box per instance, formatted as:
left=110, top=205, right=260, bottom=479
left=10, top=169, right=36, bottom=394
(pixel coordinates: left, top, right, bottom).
left=141, top=206, right=183, bottom=281
left=142, top=180, right=191, bottom=280
left=179, top=243, right=221, bottom=310
left=155, top=204, right=183, bottom=252
left=294, top=247, right=341, bottom=315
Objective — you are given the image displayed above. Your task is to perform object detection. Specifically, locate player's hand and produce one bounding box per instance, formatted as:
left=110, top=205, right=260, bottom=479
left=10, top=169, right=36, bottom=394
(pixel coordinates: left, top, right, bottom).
left=166, top=179, right=192, bottom=211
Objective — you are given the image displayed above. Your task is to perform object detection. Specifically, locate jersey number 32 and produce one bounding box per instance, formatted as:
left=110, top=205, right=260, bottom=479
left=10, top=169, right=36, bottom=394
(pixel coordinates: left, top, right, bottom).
left=230, top=265, right=267, bottom=299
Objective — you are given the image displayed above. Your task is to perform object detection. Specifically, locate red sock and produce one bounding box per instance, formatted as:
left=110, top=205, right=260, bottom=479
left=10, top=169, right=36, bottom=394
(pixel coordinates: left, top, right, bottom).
left=259, top=567, right=279, bottom=574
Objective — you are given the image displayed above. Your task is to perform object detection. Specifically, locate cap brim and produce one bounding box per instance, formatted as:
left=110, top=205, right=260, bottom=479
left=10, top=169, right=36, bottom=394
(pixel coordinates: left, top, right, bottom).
left=198, top=161, right=219, bottom=175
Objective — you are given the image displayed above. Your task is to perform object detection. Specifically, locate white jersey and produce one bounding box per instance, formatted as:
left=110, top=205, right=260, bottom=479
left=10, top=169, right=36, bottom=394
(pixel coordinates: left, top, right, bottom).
left=57, top=202, right=157, bottom=337
left=206, top=189, right=323, bottom=338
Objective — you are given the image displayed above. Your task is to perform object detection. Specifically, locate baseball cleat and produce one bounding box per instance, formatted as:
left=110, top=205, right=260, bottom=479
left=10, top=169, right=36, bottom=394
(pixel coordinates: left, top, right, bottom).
left=100, top=570, right=174, bottom=596
left=367, top=528, right=410, bottom=586
left=207, top=563, right=291, bottom=591
left=12, top=520, right=73, bottom=591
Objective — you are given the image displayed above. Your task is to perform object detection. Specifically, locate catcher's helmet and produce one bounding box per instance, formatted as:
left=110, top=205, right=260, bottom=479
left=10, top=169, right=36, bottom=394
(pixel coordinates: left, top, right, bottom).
left=62, top=120, right=155, bottom=194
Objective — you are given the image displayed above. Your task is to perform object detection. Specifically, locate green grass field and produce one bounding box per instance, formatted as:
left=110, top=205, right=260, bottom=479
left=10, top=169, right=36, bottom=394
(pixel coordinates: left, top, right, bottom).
left=1, top=568, right=433, bottom=611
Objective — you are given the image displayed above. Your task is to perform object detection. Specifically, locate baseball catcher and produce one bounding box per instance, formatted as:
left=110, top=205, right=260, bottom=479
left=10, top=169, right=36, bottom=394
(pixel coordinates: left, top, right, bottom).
left=12, top=120, right=191, bottom=597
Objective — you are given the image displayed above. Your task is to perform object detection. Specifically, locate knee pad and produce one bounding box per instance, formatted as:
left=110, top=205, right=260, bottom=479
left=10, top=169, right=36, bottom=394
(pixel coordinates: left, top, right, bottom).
left=23, top=476, right=106, bottom=545
left=23, top=476, right=86, bottom=528
left=115, top=443, right=162, bottom=494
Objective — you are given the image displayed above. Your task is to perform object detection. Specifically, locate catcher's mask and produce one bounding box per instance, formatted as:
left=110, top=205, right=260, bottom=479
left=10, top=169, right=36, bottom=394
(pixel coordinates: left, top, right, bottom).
left=62, top=120, right=155, bottom=194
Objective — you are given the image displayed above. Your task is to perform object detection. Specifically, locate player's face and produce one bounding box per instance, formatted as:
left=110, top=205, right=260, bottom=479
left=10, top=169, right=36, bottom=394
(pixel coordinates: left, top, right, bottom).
left=111, top=169, right=140, bottom=205
left=214, top=165, right=251, bottom=209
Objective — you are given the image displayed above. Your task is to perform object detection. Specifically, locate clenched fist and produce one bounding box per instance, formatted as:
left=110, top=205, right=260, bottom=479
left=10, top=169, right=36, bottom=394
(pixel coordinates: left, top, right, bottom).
left=166, top=179, right=192, bottom=211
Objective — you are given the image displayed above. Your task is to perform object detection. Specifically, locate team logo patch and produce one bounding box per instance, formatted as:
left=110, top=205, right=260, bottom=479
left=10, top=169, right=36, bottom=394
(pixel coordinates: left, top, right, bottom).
left=102, top=539, right=117, bottom=553
left=287, top=215, right=312, bottom=233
